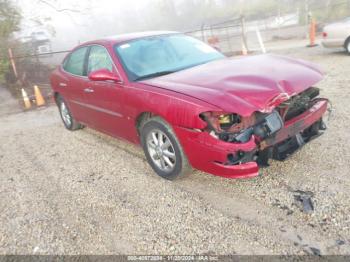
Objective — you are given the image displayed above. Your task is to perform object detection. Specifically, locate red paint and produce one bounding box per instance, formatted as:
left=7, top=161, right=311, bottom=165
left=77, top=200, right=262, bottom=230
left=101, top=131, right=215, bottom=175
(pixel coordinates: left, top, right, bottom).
left=88, top=69, right=121, bottom=82
left=50, top=32, right=328, bottom=179
left=143, top=54, right=324, bottom=116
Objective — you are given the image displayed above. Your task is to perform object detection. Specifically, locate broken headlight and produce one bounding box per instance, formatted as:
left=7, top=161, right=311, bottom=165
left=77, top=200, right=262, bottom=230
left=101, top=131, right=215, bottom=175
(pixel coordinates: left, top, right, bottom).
left=200, top=111, right=255, bottom=143
left=200, top=110, right=284, bottom=143
left=200, top=112, right=247, bottom=132
left=218, top=114, right=242, bottom=130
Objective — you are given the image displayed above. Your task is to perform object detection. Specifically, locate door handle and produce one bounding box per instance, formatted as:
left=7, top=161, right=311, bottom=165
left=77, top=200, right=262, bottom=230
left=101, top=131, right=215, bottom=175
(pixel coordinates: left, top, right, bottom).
left=59, top=82, right=67, bottom=87
left=84, top=88, right=94, bottom=93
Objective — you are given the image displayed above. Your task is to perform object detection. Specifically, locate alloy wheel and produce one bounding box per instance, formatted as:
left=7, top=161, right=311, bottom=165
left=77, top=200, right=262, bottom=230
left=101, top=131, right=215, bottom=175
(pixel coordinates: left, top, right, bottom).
left=60, top=101, right=72, bottom=127
left=146, top=129, right=176, bottom=173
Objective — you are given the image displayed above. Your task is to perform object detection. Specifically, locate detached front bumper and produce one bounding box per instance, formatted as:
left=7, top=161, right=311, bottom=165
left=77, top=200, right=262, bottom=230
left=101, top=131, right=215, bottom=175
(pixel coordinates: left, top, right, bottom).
left=174, top=99, right=328, bottom=179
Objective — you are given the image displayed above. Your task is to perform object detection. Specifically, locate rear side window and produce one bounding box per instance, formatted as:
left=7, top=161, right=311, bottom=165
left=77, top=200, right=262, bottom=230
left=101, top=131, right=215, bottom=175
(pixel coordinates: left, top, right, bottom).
left=87, top=45, right=114, bottom=74
left=63, top=47, right=88, bottom=76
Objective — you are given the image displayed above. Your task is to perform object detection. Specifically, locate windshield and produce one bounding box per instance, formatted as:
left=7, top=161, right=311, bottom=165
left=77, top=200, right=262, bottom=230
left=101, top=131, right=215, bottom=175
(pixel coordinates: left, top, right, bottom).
left=115, top=34, right=225, bottom=81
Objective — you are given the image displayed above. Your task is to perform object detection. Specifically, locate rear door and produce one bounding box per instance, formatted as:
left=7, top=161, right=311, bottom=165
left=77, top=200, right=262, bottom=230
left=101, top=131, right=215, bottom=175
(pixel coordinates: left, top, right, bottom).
left=83, top=45, right=126, bottom=138
left=60, top=46, right=90, bottom=124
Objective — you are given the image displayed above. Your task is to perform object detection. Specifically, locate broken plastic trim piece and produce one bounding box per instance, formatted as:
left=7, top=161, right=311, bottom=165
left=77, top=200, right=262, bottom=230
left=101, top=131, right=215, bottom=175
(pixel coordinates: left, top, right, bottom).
left=272, top=119, right=326, bottom=161
left=293, top=190, right=314, bottom=214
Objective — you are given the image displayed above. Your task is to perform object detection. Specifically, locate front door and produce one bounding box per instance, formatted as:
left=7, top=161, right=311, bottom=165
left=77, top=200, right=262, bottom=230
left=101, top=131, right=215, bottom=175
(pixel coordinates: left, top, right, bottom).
left=83, top=45, right=126, bottom=138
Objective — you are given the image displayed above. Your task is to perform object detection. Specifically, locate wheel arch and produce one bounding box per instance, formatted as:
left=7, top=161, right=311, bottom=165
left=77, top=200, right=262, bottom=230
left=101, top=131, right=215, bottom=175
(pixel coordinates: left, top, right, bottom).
left=54, top=92, right=61, bottom=105
left=139, top=113, right=192, bottom=180
left=135, top=112, right=154, bottom=135
left=134, top=104, right=208, bottom=137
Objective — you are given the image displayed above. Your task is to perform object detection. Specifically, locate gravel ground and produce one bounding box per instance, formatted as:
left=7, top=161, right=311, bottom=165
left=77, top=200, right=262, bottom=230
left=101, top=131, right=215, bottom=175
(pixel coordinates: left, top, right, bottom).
left=0, top=45, right=349, bottom=255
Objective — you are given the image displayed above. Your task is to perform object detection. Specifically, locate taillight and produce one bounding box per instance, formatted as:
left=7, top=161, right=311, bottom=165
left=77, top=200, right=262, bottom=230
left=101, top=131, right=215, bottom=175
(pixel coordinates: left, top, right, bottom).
left=323, top=32, right=328, bottom=38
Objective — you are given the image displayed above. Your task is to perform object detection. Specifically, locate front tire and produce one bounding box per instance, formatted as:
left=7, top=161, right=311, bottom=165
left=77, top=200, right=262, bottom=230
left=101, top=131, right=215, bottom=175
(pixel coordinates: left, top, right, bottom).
left=57, top=95, right=84, bottom=131
left=140, top=117, right=192, bottom=180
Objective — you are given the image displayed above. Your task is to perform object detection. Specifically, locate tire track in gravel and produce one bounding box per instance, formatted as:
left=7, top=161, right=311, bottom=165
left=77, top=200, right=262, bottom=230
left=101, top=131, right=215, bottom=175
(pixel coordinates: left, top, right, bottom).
left=0, top=115, right=271, bottom=254
left=72, top=117, right=341, bottom=254
left=67, top=107, right=350, bottom=253
left=20, top=108, right=340, bottom=252
left=57, top=127, right=273, bottom=254
left=176, top=178, right=338, bottom=255
left=0, top=126, right=137, bottom=254
left=58, top=126, right=302, bottom=254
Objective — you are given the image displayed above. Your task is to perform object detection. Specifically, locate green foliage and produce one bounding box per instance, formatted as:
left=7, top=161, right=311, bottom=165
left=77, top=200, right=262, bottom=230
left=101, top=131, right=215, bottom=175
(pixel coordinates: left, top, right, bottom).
left=0, top=57, right=8, bottom=82
left=0, top=0, right=20, bottom=38
left=0, top=0, right=21, bottom=83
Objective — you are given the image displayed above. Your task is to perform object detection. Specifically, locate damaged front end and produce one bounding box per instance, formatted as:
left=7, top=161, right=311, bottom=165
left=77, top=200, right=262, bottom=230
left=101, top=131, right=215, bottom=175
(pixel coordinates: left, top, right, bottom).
left=199, top=87, right=329, bottom=168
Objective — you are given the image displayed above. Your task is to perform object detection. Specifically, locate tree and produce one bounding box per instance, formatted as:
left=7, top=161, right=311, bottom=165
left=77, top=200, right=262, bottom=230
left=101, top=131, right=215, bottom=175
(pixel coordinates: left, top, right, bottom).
left=0, top=0, right=21, bottom=82
left=0, top=0, right=20, bottom=38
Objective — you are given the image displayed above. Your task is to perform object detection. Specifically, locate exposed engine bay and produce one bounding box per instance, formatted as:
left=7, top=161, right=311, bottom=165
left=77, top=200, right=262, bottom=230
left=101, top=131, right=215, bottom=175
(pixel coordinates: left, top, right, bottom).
left=277, top=87, right=320, bottom=121
left=200, top=87, right=328, bottom=166
left=201, top=87, right=322, bottom=143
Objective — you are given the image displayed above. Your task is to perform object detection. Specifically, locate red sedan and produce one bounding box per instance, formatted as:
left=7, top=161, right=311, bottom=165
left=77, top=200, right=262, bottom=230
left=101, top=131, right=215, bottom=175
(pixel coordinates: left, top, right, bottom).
left=50, top=31, right=329, bottom=180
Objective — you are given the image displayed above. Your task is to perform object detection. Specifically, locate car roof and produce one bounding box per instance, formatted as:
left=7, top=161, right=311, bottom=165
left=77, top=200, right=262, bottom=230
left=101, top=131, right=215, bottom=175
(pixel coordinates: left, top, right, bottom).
left=80, top=31, right=180, bottom=47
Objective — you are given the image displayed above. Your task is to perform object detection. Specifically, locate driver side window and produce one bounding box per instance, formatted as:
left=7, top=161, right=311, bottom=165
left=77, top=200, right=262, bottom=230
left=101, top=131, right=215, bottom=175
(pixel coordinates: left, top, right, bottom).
left=87, top=45, right=114, bottom=74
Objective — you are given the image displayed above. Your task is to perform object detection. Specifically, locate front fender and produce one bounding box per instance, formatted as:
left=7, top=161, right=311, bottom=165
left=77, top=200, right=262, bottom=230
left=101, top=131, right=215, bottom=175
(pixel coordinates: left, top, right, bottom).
left=124, top=83, right=221, bottom=143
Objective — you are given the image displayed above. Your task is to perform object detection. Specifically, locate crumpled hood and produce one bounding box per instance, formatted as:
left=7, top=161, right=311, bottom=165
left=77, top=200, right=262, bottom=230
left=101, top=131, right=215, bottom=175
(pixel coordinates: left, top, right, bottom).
left=142, top=54, right=324, bottom=116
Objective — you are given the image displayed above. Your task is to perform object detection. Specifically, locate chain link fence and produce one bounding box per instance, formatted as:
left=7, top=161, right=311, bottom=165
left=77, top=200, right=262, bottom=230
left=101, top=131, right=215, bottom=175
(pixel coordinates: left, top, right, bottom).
left=4, top=43, right=68, bottom=107
left=187, top=0, right=350, bottom=54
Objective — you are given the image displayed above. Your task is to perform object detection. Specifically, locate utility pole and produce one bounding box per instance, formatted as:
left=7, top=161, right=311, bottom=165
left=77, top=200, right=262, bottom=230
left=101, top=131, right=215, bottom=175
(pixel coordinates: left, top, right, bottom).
left=305, top=0, right=309, bottom=25
left=278, top=0, right=281, bottom=38
left=239, top=0, right=244, bottom=16
left=304, top=0, right=310, bottom=39
left=239, top=0, right=248, bottom=52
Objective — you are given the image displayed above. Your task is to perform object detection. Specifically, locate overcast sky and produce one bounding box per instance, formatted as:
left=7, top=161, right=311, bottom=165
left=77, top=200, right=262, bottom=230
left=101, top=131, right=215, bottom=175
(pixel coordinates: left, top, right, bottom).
left=12, top=0, right=234, bottom=51
left=14, top=0, right=156, bottom=50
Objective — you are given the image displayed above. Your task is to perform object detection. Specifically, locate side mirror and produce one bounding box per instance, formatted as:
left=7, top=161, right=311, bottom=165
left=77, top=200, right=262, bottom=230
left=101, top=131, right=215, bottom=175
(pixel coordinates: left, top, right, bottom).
left=88, top=69, right=121, bottom=82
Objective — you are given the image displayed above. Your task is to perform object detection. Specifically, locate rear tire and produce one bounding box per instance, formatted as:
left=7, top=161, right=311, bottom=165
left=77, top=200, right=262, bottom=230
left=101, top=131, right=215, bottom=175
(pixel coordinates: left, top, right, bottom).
left=56, top=95, right=84, bottom=131
left=140, top=117, right=192, bottom=180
